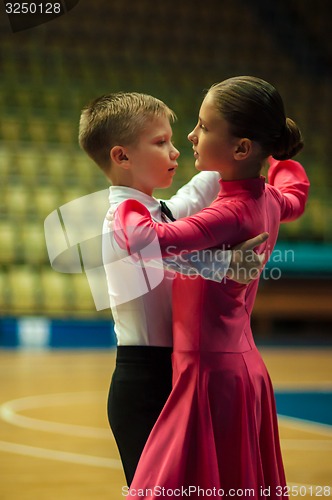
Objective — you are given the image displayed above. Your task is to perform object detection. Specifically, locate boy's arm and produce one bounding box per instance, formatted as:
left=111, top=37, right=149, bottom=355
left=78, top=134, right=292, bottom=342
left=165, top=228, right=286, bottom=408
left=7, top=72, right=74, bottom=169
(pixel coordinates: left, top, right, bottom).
left=268, top=158, right=310, bottom=222
left=161, top=171, right=220, bottom=219
left=165, top=232, right=267, bottom=283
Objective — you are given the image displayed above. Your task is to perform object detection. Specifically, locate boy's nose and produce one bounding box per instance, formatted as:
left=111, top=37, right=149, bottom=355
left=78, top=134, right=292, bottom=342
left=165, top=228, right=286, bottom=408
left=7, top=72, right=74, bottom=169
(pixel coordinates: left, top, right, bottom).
left=171, top=147, right=180, bottom=160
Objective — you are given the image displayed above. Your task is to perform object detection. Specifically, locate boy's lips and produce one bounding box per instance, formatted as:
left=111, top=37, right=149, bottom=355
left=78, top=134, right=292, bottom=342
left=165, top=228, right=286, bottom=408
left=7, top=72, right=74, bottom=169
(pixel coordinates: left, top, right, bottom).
left=193, top=148, right=199, bottom=158
left=168, top=165, right=178, bottom=172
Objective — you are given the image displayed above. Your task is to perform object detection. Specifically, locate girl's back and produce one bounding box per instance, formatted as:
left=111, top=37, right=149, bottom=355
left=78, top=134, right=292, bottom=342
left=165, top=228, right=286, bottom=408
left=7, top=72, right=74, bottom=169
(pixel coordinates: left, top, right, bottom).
left=172, top=174, right=288, bottom=353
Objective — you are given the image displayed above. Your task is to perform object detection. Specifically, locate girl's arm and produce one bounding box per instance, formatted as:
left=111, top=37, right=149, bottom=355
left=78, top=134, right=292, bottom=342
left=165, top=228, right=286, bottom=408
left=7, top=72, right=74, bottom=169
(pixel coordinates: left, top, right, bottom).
left=114, top=158, right=308, bottom=258
left=114, top=198, right=241, bottom=257
left=268, top=158, right=310, bottom=222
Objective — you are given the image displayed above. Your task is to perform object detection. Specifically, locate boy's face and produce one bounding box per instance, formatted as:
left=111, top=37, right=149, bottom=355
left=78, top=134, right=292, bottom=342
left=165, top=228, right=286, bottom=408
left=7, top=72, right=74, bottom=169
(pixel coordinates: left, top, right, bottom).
left=125, top=116, right=180, bottom=196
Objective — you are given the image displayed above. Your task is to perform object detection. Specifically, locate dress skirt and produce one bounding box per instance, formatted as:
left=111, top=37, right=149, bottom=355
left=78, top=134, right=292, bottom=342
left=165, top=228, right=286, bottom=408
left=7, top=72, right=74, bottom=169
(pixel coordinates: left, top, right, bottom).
left=127, top=347, right=287, bottom=499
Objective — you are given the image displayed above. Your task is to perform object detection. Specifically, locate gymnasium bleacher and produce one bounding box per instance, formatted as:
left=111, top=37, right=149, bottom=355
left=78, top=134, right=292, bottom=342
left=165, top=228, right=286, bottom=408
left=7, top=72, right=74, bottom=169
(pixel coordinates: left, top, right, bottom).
left=0, top=0, right=331, bottom=342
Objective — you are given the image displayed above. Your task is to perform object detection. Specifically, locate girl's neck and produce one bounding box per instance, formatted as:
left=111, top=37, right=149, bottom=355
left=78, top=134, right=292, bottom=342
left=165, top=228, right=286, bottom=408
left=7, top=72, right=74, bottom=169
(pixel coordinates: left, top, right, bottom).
left=218, top=158, right=262, bottom=181
left=219, top=168, right=261, bottom=182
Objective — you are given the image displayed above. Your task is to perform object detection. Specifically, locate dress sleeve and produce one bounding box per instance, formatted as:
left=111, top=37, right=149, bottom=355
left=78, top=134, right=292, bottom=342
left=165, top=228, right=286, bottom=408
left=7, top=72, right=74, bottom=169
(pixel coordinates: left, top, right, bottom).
left=114, top=198, right=241, bottom=257
left=268, top=158, right=310, bottom=222
left=160, top=171, right=221, bottom=219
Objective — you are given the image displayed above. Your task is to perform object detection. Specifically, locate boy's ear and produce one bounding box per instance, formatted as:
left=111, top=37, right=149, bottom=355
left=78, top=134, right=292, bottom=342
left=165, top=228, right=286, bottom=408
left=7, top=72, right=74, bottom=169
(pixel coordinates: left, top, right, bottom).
left=110, top=146, right=129, bottom=166
left=234, top=138, right=251, bottom=160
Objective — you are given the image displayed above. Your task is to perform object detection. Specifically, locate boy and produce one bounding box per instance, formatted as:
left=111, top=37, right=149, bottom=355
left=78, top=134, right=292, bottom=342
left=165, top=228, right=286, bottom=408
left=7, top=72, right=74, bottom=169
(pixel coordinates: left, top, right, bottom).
left=79, top=92, right=268, bottom=485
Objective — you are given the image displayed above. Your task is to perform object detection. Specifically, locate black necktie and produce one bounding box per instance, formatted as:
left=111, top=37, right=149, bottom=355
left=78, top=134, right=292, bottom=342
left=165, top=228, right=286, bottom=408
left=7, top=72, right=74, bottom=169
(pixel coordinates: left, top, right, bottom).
left=160, top=201, right=176, bottom=221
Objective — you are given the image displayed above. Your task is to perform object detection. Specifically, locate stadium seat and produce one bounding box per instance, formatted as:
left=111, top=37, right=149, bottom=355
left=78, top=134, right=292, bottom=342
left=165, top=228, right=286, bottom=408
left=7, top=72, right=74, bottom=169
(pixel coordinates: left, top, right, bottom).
left=7, top=266, right=41, bottom=314
left=21, top=222, right=48, bottom=266
left=0, top=221, right=17, bottom=265
left=40, top=268, right=72, bottom=315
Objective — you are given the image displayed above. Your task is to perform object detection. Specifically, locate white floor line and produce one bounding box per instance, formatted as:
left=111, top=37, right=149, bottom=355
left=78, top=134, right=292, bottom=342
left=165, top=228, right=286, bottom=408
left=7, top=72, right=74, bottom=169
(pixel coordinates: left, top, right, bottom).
left=274, top=382, right=332, bottom=391
left=1, top=392, right=331, bottom=481
left=281, top=439, right=332, bottom=450
left=0, top=440, right=328, bottom=491
left=278, top=415, right=332, bottom=437
left=0, top=440, right=122, bottom=469
left=0, top=391, right=111, bottom=438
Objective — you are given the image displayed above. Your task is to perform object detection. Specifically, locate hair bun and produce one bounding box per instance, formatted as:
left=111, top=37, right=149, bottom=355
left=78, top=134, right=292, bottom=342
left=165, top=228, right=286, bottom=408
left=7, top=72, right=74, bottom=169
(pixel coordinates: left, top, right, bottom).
left=272, top=118, right=304, bottom=160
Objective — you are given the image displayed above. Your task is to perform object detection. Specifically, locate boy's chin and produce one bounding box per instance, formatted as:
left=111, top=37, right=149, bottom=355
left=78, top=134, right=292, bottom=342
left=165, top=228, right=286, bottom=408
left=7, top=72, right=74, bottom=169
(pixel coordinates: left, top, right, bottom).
left=158, top=180, right=173, bottom=189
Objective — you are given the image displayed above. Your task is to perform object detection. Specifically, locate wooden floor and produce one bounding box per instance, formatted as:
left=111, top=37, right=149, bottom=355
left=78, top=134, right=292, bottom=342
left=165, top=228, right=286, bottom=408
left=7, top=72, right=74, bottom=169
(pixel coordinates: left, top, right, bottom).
left=0, top=348, right=331, bottom=499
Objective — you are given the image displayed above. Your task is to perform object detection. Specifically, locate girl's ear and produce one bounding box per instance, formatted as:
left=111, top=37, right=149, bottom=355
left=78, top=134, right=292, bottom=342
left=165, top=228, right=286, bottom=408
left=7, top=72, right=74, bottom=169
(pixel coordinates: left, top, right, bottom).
left=234, top=138, right=252, bottom=160
left=110, top=146, right=129, bottom=167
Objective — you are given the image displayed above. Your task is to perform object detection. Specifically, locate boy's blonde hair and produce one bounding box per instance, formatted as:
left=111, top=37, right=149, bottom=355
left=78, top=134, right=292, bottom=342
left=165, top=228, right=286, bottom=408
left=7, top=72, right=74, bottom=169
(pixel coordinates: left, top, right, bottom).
left=79, top=92, right=176, bottom=171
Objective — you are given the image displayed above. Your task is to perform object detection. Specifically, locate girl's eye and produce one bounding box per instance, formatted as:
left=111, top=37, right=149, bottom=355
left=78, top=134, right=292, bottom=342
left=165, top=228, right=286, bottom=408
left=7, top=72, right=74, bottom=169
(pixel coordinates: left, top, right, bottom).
left=157, top=140, right=166, bottom=145
left=200, top=124, right=207, bottom=131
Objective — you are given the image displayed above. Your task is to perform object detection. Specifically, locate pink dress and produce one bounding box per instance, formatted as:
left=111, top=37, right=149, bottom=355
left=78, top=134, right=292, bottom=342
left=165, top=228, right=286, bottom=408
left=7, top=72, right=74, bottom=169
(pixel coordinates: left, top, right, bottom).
left=115, top=159, right=310, bottom=499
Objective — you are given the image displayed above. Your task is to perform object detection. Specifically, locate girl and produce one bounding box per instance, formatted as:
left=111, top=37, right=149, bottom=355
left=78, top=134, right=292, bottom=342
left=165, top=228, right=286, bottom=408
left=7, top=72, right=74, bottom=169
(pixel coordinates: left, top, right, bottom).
left=79, top=91, right=268, bottom=486
left=113, top=77, right=310, bottom=499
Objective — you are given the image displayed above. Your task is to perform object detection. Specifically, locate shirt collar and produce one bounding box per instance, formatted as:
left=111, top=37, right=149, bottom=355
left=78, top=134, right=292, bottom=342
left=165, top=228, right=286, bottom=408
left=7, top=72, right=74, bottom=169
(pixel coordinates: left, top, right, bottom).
left=218, top=176, right=266, bottom=198
left=108, top=186, right=162, bottom=221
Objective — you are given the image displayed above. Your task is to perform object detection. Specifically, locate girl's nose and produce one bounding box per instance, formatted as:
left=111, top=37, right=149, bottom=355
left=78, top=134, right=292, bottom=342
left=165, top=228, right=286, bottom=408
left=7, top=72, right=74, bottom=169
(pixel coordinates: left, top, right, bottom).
left=188, top=129, right=197, bottom=143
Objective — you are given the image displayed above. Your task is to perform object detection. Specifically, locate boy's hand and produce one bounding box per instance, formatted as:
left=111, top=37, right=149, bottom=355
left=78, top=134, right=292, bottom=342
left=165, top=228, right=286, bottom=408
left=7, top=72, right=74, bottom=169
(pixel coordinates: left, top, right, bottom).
left=227, top=232, right=269, bottom=284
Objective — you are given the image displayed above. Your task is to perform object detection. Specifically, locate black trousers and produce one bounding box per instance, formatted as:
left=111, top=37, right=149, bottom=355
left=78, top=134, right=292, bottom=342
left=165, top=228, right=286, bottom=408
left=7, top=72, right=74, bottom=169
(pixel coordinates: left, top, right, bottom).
left=107, top=346, right=173, bottom=486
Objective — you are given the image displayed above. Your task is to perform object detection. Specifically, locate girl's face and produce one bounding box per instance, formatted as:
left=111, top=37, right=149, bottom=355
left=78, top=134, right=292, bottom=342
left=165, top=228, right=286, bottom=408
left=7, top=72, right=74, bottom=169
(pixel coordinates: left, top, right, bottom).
left=188, top=93, right=238, bottom=177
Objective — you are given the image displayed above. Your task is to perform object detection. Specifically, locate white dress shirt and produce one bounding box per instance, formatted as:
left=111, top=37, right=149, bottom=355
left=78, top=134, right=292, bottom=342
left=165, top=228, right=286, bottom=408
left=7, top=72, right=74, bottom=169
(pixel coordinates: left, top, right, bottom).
left=102, top=171, right=231, bottom=347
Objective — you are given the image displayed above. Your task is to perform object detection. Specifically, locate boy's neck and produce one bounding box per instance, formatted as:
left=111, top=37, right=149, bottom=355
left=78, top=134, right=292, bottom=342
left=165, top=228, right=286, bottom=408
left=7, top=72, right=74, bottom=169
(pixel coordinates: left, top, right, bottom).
left=118, top=183, right=153, bottom=197
left=108, top=173, right=154, bottom=197
left=107, top=169, right=153, bottom=196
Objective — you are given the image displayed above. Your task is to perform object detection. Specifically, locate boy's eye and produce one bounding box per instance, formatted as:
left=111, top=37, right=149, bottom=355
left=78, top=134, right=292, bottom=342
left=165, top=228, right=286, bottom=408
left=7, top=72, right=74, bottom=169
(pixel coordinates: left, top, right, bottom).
left=200, top=124, right=207, bottom=131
